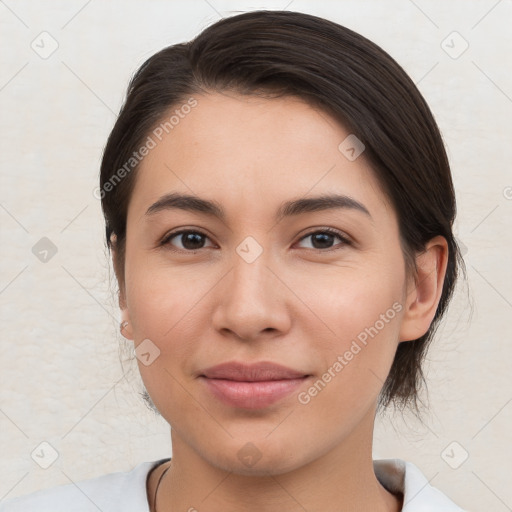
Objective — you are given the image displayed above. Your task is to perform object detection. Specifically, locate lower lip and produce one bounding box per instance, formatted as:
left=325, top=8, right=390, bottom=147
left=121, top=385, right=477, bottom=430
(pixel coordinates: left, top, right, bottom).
left=200, top=376, right=309, bottom=409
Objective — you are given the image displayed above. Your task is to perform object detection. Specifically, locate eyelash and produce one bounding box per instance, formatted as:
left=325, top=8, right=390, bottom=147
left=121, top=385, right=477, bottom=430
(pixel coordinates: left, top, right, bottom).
left=160, top=227, right=352, bottom=253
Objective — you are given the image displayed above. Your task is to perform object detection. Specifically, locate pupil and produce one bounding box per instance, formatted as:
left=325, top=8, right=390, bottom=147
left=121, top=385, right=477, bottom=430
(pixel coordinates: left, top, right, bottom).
left=183, top=233, right=204, bottom=250
left=312, top=233, right=333, bottom=249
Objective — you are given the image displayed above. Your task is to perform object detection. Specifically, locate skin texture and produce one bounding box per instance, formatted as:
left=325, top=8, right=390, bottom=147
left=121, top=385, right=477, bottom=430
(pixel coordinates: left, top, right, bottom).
left=115, top=91, right=448, bottom=512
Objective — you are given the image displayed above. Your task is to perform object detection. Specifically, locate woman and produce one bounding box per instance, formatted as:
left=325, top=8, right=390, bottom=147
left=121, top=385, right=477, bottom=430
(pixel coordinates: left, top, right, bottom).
left=0, top=9, right=467, bottom=512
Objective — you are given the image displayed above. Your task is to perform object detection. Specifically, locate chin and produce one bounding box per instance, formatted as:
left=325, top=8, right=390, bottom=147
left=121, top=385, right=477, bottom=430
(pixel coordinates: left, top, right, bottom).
left=206, top=438, right=307, bottom=477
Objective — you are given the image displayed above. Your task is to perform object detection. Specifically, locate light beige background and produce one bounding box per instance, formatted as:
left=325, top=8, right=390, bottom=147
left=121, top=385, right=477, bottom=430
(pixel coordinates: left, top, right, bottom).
left=0, top=1, right=511, bottom=511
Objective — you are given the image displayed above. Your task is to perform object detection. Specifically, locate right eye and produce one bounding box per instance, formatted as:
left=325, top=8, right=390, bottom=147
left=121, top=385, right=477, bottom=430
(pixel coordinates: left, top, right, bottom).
left=160, top=229, right=215, bottom=252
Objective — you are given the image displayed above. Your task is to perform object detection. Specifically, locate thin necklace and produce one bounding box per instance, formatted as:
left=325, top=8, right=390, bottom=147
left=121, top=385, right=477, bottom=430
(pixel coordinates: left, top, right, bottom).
left=152, top=464, right=171, bottom=512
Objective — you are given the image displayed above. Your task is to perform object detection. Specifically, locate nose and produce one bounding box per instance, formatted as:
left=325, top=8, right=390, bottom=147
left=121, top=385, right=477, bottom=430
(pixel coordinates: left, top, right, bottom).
left=211, top=248, right=292, bottom=342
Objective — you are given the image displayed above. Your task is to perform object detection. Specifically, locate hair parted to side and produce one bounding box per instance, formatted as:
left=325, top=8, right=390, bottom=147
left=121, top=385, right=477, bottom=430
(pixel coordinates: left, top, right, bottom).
left=100, top=10, right=466, bottom=419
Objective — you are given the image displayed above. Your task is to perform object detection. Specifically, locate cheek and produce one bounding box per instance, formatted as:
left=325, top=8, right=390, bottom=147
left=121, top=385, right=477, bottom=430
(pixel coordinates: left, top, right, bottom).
left=124, top=256, right=202, bottom=416
left=123, top=250, right=199, bottom=377
left=314, top=259, right=403, bottom=341
left=124, top=246, right=195, bottom=331
left=305, top=262, right=404, bottom=399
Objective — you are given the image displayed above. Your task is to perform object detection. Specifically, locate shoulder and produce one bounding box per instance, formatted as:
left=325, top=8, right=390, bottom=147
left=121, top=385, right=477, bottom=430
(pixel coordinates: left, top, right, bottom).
left=374, top=458, right=467, bottom=511
left=0, top=459, right=169, bottom=512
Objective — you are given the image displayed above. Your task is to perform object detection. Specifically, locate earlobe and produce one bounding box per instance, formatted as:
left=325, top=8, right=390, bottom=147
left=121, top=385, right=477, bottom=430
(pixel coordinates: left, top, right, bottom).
left=398, top=236, right=449, bottom=342
left=118, top=291, right=134, bottom=339
left=118, top=288, right=134, bottom=339
left=120, top=317, right=134, bottom=340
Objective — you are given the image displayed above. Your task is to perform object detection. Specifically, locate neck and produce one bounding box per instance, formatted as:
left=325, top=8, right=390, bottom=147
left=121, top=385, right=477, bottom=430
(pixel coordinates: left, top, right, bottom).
left=153, top=409, right=402, bottom=512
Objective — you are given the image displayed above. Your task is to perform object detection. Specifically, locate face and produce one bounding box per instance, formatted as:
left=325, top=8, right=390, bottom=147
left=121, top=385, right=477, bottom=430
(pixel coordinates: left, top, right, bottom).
left=118, top=91, right=411, bottom=475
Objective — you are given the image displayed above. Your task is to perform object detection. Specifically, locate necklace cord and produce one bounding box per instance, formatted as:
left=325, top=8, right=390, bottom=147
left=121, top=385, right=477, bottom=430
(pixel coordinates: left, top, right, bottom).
left=152, top=464, right=171, bottom=512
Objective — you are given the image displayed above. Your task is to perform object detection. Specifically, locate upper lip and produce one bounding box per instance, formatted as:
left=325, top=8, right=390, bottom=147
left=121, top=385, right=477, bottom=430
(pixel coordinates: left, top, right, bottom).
left=200, top=361, right=309, bottom=381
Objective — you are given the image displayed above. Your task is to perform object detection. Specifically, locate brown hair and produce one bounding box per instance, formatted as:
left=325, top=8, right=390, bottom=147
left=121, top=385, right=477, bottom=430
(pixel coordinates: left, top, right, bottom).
left=100, top=10, right=466, bottom=417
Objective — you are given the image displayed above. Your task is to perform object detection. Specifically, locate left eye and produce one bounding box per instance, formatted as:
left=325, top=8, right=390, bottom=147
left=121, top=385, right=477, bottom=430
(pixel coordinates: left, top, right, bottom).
left=296, top=229, right=351, bottom=251
left=161, top=230, right=214, bottom=251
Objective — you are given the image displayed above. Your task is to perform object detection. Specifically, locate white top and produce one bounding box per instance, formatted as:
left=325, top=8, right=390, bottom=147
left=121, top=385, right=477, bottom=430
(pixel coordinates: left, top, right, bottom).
left=0, top=458, right=466, bottom=511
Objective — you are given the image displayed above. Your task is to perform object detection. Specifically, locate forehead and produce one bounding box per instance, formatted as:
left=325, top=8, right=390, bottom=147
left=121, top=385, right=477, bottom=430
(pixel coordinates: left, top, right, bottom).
left=128, top=91, right=392, bottom=223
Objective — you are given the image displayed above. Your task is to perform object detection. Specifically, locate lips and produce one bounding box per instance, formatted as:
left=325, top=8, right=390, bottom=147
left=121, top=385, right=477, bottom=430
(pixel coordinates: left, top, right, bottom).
left=199, top=361, right=309, bottom=381
left=198, top=361, right=311, bottom=409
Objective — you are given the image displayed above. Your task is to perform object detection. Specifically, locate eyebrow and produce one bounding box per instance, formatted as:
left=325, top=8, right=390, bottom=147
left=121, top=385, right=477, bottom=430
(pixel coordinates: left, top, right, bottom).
left=145, top=192, right=372, bottom=222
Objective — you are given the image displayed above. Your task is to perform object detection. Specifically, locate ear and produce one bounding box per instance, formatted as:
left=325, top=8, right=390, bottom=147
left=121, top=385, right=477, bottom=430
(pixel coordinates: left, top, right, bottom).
left=111, top=233, right=134, bottom=340
left=398, top=235, right=449, bottom=342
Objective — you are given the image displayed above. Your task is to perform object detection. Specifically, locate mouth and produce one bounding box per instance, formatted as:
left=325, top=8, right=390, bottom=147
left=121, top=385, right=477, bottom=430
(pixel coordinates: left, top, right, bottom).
left=198, top=361, right=312, bottom=409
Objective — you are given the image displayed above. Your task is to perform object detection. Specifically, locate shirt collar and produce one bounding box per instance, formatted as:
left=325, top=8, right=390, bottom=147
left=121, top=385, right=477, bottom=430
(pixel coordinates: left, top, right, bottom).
left=374, top=458, right=465, bottom=511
